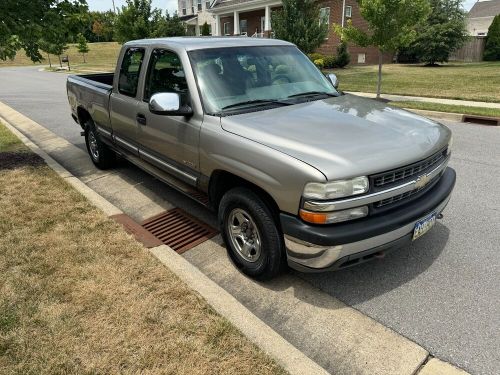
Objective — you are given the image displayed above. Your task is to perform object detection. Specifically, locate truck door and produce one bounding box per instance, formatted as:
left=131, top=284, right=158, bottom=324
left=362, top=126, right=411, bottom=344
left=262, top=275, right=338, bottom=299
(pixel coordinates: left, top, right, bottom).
left=109, top=47, right=146, bottom=155
left=135, top=48, right=201, bottom=186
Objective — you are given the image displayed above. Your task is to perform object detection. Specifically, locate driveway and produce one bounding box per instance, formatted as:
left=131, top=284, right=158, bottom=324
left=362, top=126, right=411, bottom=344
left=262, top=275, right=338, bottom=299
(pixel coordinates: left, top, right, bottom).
left=0, top=66, right=498, bottom=374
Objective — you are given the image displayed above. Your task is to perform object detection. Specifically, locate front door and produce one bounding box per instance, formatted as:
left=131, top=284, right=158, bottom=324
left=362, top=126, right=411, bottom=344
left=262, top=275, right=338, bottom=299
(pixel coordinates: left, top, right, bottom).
left=109, top=47, right=146, bottom=155
left=135, top=48, right=200, bottom=186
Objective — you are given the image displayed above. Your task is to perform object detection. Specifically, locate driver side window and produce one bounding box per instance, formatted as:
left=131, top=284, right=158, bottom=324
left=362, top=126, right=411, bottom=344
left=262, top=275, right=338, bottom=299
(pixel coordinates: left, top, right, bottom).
left=144, top=49, right=189, bottom=102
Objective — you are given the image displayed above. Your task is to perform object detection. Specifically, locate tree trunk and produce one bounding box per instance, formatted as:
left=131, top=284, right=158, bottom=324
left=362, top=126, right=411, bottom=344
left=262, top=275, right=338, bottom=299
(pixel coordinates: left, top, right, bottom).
left=47, top=53, right=52, bottom=68
left=377, top=49, right=383, bottom=99
left=58, top=55, right=62, bottom=68
left=83, top=53, right=86, bottom=63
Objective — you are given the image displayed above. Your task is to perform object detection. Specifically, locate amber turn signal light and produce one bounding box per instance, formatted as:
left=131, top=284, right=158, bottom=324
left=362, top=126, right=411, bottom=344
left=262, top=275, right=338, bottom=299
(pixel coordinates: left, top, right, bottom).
left=299, top=209, right=328, bottom=224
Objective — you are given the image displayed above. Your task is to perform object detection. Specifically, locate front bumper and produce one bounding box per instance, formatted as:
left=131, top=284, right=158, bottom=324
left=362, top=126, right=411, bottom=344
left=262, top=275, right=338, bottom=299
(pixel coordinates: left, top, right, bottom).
left=281, top=167, right=456, bottom=272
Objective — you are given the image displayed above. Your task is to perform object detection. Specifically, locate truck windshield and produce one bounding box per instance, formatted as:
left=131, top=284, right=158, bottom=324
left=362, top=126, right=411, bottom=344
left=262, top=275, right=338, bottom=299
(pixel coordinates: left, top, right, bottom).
left=188, top=45, right=339, bottom=115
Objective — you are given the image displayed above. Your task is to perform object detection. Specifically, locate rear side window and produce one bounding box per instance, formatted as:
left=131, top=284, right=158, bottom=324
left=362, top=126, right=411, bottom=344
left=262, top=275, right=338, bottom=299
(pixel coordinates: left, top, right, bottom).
left=118, top=47, right=145, bottom=97
left=144, top=49, right=189, bottom=101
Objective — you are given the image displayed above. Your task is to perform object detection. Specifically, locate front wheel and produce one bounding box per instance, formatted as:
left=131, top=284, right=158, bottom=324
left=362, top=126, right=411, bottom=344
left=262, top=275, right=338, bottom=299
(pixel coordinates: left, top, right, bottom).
left=84, top=119, right=115, bottom=169
left=219, top=187, right=285, bottom=280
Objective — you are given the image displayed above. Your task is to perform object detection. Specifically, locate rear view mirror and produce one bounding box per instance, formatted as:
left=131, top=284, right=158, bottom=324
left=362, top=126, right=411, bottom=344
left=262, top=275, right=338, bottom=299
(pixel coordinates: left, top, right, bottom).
left=326, top=73, right=339, bottom=89
left=149, top=92, right=193, bottom=116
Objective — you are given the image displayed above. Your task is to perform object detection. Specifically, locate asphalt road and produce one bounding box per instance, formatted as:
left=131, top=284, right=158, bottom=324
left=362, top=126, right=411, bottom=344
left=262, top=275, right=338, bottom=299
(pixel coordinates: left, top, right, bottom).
left=1, top=66, right=499, bottom=374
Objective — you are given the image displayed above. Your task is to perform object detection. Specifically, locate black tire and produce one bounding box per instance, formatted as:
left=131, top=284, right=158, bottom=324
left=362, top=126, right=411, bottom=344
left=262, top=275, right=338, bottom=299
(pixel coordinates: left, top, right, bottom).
left=84, top=119, right=116, bottom=169
left=219, top=187, right=285, bottom=280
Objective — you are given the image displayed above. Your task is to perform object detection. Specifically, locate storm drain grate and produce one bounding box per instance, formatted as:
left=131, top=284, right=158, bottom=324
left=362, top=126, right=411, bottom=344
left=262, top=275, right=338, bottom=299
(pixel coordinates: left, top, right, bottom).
left=142, top=208, right=218, bottom=254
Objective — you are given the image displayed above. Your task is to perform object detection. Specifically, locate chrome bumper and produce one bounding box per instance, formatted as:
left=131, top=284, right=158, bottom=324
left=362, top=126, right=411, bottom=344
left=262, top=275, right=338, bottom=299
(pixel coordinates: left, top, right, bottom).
left=285, top=194, right=451, bottom=270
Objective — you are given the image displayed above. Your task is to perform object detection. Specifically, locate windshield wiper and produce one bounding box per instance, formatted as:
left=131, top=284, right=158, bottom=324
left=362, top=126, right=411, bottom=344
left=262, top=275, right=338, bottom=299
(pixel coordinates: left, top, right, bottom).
left=287, top=91, right=338, bottom=99
left=220, top=99, right=292, bottom=111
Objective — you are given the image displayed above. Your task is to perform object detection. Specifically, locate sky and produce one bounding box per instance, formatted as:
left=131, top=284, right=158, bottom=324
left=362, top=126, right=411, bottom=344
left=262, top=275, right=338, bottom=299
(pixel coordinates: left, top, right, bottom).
left=87, top=0, right=178, bottom=14
left=86, top=0, right=479, bottom=15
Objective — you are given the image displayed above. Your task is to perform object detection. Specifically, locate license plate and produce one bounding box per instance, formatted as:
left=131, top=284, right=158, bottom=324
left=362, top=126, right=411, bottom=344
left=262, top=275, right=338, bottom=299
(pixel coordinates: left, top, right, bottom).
left=412, top=212, right=437, bottom=241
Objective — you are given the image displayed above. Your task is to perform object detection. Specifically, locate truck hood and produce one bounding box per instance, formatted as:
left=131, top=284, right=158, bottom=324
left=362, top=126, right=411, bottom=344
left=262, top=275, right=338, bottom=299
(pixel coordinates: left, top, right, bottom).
left=220, top=94, right=451, bottom=180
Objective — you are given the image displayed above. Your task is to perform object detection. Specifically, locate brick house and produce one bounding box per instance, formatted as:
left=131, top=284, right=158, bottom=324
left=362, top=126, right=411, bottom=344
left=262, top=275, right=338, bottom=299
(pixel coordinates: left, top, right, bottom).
left=205, top=0, right=392, bottom=65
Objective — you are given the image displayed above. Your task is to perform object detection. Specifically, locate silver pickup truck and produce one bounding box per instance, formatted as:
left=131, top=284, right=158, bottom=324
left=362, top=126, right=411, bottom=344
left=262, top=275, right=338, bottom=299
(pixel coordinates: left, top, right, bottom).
left=67, top=37, right=455, bottom=280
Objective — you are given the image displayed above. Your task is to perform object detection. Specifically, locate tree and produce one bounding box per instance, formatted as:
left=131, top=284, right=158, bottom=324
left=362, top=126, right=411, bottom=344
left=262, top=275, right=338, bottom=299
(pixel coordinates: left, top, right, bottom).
left=0, top=0, right=88, bottom=62
left=114, top=0, right=162, bottom=43
left=336, top=0, right=430, bottom=98
left=77, top=33, right=89, bottom=62
left=201, top=22, right=211, bottom=36
left=271, top=0, right=328, bottom=54
left=92, top=20, right=105, bottom=42
left=152, top=12, right=187, bottom=37
left=484, top=15, right=500, bottom=61
left=335, top=41, right=350, bottom=68
left=409, top=0, right=468, bottom=65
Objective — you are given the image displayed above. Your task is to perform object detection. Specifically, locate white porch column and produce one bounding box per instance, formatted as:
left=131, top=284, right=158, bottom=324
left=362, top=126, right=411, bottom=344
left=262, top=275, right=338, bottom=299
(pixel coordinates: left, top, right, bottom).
left=233, top=11, right=240, bottom=35
left=264, top=5, right=271, bottom=31
left=215, top=14, right=221, bottom=36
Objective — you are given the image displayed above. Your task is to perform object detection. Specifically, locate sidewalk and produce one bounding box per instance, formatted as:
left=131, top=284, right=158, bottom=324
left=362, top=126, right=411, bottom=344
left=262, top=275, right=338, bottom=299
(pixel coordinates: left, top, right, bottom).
left=346, top=91, right=500, bottom=109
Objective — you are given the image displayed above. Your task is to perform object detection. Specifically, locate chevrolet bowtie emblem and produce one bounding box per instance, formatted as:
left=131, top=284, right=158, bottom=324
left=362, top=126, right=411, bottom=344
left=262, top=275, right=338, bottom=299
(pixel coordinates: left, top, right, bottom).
left=415, top=174, right=431, bottom=189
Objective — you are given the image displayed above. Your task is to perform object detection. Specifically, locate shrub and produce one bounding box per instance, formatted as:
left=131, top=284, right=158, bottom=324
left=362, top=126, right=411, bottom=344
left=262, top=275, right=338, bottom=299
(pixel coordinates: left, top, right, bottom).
left=308, top=52, right=324, bottom=61
left=335, top=41, right=350, bottom=67
left=313, top=58, right=324, bottom=69
left=484, top=15, right=500, bottom=61
left=322, top=55, right=336, bottom=69
left=201, top=21, right=211, bottom=36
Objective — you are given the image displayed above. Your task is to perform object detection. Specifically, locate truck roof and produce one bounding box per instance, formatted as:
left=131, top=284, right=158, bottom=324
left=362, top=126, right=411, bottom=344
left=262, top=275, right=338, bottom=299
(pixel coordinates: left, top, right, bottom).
left=124, top=37, right=295, bottom=51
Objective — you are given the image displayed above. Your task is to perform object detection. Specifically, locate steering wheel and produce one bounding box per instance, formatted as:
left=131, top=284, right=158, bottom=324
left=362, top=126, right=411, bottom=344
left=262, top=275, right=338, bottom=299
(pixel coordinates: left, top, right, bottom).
left=272, top=75, right=291, bottom=85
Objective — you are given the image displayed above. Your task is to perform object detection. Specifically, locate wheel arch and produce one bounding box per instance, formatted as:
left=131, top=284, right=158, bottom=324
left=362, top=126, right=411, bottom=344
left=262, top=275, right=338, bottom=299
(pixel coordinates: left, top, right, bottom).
left=208, top=170, right=281, bottom=224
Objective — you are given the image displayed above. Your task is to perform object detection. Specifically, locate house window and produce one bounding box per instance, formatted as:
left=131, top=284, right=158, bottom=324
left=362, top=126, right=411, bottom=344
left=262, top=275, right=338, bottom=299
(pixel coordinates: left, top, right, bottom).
left=197, top=0, right=202, bottom=11
left=205, top=0, right=210, bottom=9
left=319, top=7, right=330, bottom=26
left=345, top=5, right=352, bottom=18
left=240, top=19, right=247, bottom=35
left=223, top=22, right=230, bottom=35
left=182, top=8, right=186, bottom=15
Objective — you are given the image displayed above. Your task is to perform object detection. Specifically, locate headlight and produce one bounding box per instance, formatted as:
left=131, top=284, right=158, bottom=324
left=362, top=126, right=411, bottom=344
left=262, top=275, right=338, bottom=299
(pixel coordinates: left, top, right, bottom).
left=300, top=206, right=368, bottom=224
left=303, top=176, right=369, bottom=200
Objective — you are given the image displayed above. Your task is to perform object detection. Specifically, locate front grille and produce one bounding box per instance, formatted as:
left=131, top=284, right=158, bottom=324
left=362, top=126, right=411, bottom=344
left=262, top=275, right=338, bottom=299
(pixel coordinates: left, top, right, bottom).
left=375, top=185, right=427, bottom=208
left=373, top=148, right=447, bottom=188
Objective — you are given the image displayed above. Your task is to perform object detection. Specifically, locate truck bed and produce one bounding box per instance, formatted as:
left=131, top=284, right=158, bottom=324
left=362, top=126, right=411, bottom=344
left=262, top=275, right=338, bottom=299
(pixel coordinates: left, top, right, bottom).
left=67, top=73, right=114, bottom=130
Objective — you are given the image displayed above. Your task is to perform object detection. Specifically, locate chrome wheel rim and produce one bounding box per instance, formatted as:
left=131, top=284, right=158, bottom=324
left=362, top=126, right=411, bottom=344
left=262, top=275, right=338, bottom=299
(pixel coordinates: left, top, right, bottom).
left=88, top=131, right=99, bottom=161
left=227, top=208, right=262, bottom=263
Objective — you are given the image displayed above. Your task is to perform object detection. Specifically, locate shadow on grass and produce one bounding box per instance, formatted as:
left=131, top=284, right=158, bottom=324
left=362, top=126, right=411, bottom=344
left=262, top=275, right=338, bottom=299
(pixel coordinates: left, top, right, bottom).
left=0, top=151, right=45, bottom=170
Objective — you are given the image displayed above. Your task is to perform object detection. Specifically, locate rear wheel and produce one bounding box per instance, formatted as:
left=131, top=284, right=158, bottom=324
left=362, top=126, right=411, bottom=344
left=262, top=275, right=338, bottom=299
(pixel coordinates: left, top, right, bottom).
left=219, top=187, right=285, bottom=280
left=84, top=119, right=115, bottom=169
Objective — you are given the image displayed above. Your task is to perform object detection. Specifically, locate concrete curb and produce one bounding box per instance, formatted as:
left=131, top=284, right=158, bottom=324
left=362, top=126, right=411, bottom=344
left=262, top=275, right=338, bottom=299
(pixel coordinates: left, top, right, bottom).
left=0, top=113, right=328, bottom=375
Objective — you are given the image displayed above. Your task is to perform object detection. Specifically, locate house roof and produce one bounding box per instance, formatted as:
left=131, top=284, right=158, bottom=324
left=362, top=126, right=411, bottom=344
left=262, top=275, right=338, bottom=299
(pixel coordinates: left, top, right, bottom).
left=468, top=0, right=500, bottom=19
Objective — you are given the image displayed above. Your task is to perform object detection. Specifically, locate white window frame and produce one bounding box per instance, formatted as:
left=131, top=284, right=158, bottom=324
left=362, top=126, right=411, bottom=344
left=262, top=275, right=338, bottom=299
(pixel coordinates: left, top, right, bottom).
left=182, top=8, right=186, bottom=15
left=205, top=0, right=210, bottom=9
left=319, top=7, right=330, bottom=26
left=345, top=5, right=352, bottom=18
left=197, top=0, right=202, bottom=11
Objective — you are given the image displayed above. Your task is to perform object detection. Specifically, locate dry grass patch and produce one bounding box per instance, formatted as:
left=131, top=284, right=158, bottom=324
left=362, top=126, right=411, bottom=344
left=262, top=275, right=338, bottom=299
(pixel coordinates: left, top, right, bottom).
left=0, top=122, right=286, bottom=375
left=0, top=42, right=121, bottom=72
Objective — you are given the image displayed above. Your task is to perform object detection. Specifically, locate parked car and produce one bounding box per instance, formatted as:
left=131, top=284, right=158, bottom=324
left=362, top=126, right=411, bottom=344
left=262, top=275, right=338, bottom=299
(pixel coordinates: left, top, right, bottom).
left=67, top=37, right=455, bottom=280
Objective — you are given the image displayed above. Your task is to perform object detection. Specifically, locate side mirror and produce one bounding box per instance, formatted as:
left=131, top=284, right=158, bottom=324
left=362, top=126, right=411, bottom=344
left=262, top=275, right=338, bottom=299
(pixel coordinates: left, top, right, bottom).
left=149, top=92, right=193, bottom=116
left=326, top=73, right=339, bottom=89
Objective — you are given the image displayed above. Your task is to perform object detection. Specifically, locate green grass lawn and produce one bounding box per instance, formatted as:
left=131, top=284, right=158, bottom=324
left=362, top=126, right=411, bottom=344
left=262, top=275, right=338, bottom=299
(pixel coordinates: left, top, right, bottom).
left=390, top=101, right=500, bottom=117
left=332, top=62, right=500, bottom=103
left=0, top=42, right=121, bottom=72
